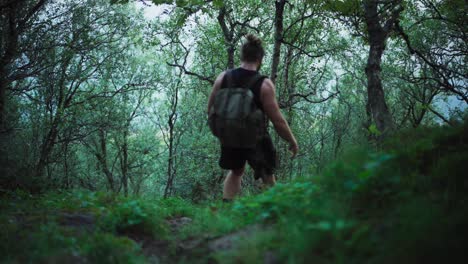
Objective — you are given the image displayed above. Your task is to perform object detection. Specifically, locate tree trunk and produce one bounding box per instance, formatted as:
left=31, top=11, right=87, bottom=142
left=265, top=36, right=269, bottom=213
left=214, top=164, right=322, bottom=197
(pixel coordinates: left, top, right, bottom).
left=365, top=43, right=394, bottom=135
left=96, top=129, right=115, bottom=191
left=0, top=74, right=7, bottom=132
left=35, top=115, right=60, bottom=180
left=63, top=140, right=70, bottom=189
left=121, top=127, right=129, bottom=196
left=270, top=0, right=287, bottom=179
left=0, top=3, right=19, bottom=131
left=217, top=6, right=234, bottom=69
left=363, top=0, right=397, bottom=138
left=164, top=118, right=175, bottom=198
left=270, top=0, right=286, bottom=83
left=284, top=46, right=294, bottom=180
left=317, top=129, right=325, bottom=174
left=164, top=84, right=179, bottom=198
left=164, top=134, right=173, bottom=198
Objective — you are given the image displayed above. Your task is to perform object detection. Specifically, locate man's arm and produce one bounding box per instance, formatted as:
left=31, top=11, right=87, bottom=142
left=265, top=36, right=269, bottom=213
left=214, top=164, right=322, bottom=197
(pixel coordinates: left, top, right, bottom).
left=260, top=78, right=298, bottom=157
left=207, top=71, right=226, bottom=114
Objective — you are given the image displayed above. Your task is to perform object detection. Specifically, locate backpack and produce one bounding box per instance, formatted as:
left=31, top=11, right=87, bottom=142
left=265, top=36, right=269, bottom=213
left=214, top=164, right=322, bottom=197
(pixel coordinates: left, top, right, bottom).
left=208, top=70, right=266, bottom=149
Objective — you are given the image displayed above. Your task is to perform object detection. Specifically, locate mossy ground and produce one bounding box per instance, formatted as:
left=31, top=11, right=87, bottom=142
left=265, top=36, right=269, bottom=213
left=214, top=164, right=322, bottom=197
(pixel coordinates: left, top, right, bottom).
left=1, top=123, right=467, bottom=263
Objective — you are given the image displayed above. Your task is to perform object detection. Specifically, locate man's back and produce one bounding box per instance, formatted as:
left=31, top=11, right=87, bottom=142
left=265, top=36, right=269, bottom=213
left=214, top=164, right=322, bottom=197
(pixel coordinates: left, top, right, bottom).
left=219, top=67, right=265, bottom=111
left=206, top=34, right=298, bottom=201
left=208, top=68, right=267, bottom=149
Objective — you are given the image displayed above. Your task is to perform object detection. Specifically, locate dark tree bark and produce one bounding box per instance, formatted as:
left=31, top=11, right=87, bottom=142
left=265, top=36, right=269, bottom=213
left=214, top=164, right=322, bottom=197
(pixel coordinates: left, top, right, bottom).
left=163, top=83, right=179, bottom=198
left=163, top=119, right=175, bottom=198
left=270, top=0, right=286, bottom=83
left=120, top=128, right=129, bottom=196
left=363, top=0, right=402, bottom=138
left=0, top=2, right=19, bottom=131
left=83, top=128, right=116, bottom=192
left=269, top=0, right=287, bottom=179
left=96, top=129, right=115, bottom=191
left=217, top=6, right=235, bottom=69
left=35, top=117, right=60, bottom=181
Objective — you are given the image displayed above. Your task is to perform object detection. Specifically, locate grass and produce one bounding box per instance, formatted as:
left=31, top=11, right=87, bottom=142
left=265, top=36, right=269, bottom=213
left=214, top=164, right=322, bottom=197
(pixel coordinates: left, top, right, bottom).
left=0, top=190, right=196, bottom=263
left=1, top=122, right=468, bottom=263
left=181, top=122, right=468, bottom=263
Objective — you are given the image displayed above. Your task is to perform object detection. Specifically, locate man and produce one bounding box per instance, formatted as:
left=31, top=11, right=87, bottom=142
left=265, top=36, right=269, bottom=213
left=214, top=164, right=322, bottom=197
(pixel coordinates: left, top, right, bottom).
left=207, top=34, right=298, bottom=201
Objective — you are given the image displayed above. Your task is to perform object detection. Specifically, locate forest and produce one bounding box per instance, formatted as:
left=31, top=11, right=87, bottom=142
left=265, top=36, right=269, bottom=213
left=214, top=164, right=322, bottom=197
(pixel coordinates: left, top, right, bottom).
left=0, top=0, right=467, bottom=263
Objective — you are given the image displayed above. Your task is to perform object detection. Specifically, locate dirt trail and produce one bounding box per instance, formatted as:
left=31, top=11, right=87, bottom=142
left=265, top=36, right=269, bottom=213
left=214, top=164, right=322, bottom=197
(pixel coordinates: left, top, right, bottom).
left=131, top=216, right=279, bottom=264
left=51, top=212, right=278, bottom=263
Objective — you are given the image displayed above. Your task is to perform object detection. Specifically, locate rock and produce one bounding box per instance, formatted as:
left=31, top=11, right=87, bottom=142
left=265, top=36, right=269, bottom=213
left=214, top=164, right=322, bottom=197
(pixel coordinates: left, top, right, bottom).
left=207, top=224, right=261, bottom=252
left=167, top=216, right=193, bottom=232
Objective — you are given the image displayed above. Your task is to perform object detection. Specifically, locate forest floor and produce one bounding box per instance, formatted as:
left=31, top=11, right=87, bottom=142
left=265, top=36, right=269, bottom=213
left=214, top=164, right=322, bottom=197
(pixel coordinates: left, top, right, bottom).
left=1, top=199, right=277, bottom=263
left=1, top=123, right=468, bottom=263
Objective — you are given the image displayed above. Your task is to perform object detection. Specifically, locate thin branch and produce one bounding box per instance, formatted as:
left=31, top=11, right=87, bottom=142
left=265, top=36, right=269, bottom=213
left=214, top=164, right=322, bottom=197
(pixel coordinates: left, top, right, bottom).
left=395, top=21, right=468, bottom=103
left=427, top=106, right=453, bottom=126
left=166, top=62, right=214, bottom=85
left=289, top=91, right=339, bottom=105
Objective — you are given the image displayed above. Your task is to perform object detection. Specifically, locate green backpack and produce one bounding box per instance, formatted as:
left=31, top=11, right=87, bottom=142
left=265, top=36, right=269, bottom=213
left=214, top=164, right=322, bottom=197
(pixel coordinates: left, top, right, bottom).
left=208, top=71, right=266, bottom=149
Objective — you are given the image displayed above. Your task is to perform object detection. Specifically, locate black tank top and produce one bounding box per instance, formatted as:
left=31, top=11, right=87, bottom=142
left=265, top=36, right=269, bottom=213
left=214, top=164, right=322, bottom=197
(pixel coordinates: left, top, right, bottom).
left=220, top=68, right=266, bottom=111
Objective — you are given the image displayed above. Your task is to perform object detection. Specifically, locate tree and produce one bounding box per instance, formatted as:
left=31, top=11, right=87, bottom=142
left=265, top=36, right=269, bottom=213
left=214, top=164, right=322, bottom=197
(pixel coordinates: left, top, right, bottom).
left=396, top=0, right=467, bottom=104
left=326, top=0, right=404, bottom=138
left=0, top=0, right=48, bottom=131
left=362, top=0, right=403, bottom=137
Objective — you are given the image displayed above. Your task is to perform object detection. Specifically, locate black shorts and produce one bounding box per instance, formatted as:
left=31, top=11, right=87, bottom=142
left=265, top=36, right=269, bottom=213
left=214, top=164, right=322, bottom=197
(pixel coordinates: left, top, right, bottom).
left=219, top=134, right=277, bottom=180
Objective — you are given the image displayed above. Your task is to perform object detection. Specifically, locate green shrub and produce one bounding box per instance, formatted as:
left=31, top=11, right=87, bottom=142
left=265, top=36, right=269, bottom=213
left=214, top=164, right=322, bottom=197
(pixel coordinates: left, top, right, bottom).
left=98, top=198, right=169, bottom=238
left=83, top=233, right=145, bottom=264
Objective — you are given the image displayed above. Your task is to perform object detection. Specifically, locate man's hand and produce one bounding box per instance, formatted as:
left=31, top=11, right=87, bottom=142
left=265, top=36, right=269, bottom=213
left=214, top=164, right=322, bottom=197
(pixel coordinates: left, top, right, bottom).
left=289, top=141, right=299, bottom=158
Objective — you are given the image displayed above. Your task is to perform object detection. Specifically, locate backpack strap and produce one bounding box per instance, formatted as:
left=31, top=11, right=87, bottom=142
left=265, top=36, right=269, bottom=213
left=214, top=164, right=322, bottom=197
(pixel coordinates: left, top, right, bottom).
left=222, top=70, right=265, bottom=90
left=244, top=73, right=265, bottom=90
left=224, top=69, right=234, bottom=89
left=221, top=70, right=234, bottom=119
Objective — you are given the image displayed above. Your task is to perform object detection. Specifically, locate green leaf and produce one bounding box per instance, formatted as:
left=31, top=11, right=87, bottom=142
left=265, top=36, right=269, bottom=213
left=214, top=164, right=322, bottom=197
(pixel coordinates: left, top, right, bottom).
left=175, top=0, right=187, bottom=7
left=368, top=124, right=382, bottom=136
left=213, top=0, right=223, bottom=8
left=322, top=0, right=361, bottom=16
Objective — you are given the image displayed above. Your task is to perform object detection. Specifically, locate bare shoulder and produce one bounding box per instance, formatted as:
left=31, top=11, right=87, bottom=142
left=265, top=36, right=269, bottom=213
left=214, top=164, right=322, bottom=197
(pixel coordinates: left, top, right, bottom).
left=260, top=78, right=276, bottom=99
left=214, top=71, right=227, bottom=85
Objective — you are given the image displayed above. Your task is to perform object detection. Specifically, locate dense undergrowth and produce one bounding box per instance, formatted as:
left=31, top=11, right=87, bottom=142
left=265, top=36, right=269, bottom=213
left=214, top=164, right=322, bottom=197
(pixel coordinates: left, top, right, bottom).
left=1, top=122, right=467, bottom=263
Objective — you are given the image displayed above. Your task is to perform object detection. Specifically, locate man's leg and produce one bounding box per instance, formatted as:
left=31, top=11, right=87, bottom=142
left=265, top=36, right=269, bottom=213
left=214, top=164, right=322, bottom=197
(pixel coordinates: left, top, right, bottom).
left=223, top=166, right=245, bottom=200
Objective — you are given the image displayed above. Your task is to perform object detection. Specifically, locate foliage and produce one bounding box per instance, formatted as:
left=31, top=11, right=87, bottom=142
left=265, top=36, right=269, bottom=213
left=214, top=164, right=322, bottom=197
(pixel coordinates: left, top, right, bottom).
left=1, top=0, right=465, bottom=196
left=1, top=123, right=468, bottom=263
left=181, top=122, right=468, bottom=263
left=0, top=189, right=193, bottom=262
left=0, top=0, right=466, bottom=262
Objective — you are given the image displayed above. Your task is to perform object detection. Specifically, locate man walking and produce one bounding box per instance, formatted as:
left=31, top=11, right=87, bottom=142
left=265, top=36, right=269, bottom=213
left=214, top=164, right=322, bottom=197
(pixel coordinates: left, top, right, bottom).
left=208, top=34, right=298, bottom=201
